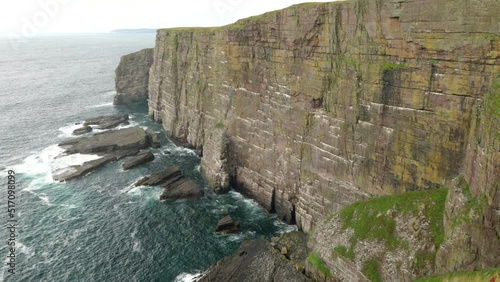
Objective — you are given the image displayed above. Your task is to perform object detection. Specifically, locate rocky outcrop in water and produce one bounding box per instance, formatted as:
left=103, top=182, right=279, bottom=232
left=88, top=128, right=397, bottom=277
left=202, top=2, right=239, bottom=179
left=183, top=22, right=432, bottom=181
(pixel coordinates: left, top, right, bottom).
left=122, top=150, right=155, bottom=170
left=54, top=125, right=159, bottom=182
left=59, top=127, right=149, bottom=154
left=83, top=113, right=129, bottom=130
left=114, top=48, right=154, bottom=105
left=72, top=125, right=92, bottom=135
left=135, top=166, right=203, bottom=200
left=215, top=215, right=240, bottom=234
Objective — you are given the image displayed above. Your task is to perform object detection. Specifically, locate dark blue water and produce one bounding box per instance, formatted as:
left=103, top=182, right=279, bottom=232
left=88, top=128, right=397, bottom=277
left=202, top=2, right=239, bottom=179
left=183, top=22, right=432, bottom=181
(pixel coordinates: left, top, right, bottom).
left=0, top=34, right=295, bottom=282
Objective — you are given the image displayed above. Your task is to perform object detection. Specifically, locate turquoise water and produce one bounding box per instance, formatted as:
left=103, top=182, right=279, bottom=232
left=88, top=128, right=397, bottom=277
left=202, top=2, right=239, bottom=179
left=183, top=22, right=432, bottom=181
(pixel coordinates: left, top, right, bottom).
left=0, top=34, right=295, bottom=282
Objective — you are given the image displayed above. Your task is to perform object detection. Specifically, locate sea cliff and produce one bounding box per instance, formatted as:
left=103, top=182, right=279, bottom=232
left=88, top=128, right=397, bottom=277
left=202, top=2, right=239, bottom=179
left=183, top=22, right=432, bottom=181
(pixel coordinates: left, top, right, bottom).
left=117, top=0, right=499, bottom=280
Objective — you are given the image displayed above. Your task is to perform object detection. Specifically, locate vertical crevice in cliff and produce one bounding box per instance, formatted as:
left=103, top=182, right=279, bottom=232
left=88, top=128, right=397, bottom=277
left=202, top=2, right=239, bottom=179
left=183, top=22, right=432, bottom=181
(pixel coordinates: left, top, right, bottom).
left=270, top=188, right=276, bottom=213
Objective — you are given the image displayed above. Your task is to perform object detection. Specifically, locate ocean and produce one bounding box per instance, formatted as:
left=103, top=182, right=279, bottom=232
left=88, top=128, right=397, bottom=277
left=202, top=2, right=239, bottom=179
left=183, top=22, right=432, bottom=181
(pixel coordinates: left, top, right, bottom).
left=0, top=34, right=295, bottom=282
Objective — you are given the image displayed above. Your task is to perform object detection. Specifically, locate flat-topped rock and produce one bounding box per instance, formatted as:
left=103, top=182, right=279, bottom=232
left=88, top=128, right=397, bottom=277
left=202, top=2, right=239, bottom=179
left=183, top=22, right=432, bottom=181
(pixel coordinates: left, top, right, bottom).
left=83, top=113, right=129, bottom=130
left=59, top=127, right=149, bottom=154
left=122, top=150, right=155, bottom=170
left=53, top=155, right=117, bottom=182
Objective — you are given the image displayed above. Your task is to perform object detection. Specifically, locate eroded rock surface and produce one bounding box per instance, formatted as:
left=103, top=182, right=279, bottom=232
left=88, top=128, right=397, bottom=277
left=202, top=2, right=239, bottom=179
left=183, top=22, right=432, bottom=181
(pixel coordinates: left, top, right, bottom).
left=114, top=48, right=154, bottom=105
left=199, top=237, right=310, bottom=282
left=59, top=127, right=149, bottom=154
left=215, top=215, right=240, bottom=234
left=135, top=166, right=203, bottom=200
left=83, top=113, right=129, bottom=130
left=122, top=150, right=155, bottom=170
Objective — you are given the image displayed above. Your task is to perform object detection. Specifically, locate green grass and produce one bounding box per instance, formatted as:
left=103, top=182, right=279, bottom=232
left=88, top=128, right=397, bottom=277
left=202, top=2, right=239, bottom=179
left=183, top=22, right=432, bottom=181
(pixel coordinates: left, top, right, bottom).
left=449, top=176, right=484, bottom=227
left=337, top=188, right=447, bottom=251
left=333, top=245, right=355, bottom=260
left=363, top=258, right=383, bottom=282
left=307, top=252, right=333, bottom=278
left=413, top=267, right=500, bottom=282
left=381, top=60, right=408, bottom=71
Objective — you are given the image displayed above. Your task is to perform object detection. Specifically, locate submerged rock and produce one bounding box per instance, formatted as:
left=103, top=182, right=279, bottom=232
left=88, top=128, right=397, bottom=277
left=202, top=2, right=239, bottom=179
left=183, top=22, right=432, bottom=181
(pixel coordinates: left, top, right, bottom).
left=198, top=237, right=310, bottom=282
left=122, top=150, right=155, bottom=170
left=72, top=126, right=92, bottom=136
left=135, top=166, right=203, bottom=200
left=215, top=215, right=240, bottom=234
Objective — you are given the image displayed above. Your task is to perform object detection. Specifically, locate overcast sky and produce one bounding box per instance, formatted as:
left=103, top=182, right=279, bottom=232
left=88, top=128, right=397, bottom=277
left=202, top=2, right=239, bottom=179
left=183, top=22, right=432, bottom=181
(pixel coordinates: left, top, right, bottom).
left=0, top=0, right=334, bottom=34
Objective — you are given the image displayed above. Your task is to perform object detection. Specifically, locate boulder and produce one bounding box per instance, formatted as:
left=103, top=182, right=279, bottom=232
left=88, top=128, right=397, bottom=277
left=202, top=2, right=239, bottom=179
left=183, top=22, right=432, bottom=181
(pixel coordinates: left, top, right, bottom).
left=72, top=126, right=92, bottom=136
left=83, top=113, right=129, bottom=130
left=215, top=215, right=240, bottom=234
left=59, top=127, right=149, bottom=154
left=135, top=166, right=203, bottom=200
left=122, top=151, right=155, bottom=170
left=160, top=178, right=204, bottom=201
left=135, top=166, right=183, bottom=187
left=146, top=129, right=161, bottom=148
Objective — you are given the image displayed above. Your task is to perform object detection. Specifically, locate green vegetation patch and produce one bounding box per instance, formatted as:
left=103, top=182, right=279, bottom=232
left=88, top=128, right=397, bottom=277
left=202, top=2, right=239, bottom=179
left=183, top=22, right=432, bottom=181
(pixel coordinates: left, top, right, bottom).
left=333, top=245, right=355, bottom=260
left=413, top=267, right=500, bottom=282
left=363, top=258, right=383, bottom=282
left=307, top=252, right=333, bottom=278
left=332, top=188, right=448, bottom=265
left=449, top=176, right=485, bottom=227
left=381, top=60, right=408, bottom=71
left=336, top=188, right=448, bottom=253
left=484, top=74, right=500, bottom=140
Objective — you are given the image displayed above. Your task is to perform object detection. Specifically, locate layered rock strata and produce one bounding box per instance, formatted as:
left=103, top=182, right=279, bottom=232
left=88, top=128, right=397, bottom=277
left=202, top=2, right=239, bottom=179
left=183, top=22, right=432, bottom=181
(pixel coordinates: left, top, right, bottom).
left=114, top=48, right=154, bottom=105
left=147, top=0, right=500, bottom=235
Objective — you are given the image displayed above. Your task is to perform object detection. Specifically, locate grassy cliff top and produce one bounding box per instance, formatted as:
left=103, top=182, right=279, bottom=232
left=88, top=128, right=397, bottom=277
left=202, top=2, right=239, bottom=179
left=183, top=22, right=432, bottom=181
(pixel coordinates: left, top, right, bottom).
left=157, top=1, right=333, bottom=34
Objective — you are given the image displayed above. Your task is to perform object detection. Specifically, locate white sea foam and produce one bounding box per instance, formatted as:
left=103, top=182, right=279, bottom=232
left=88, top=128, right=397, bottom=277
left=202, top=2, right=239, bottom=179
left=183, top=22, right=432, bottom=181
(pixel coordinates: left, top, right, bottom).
left=87, top=102, right=113, bottom=109
left=58, top=123, right=89, bottom=138
left=227, top=231, right=256, bottom=242
left=170, top=146, right=197, bottom=156
left=173, top=272, right=205, bottom=282
left=37, top=193, right=53, bottom=206
left=12, top=144, right=100, bottom=187
left=127, top=187, right=143, bottom=196
left=132, top=241, right=142, bottom=253
left=274, top=220, right=298, bottom=234
left=16, top=241, right=33, bottom=259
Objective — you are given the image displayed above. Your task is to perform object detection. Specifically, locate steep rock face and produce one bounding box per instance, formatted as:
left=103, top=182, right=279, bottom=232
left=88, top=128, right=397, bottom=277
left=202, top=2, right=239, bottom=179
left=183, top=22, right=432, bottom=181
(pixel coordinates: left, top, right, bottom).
left=435, top=76, right=500, bottom=273
left=114, top=48, right=154, bottom=105
left=148, top=0, right=500, bottom=235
